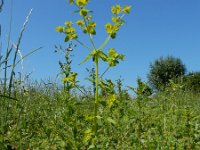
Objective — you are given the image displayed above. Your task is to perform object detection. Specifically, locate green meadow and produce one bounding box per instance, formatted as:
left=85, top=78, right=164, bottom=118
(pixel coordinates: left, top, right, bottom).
left=1, top=0, right=200, bottom=149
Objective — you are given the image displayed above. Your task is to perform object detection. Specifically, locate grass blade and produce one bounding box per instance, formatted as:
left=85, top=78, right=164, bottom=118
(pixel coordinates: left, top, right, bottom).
left=8, top=9, right=33, bottom=95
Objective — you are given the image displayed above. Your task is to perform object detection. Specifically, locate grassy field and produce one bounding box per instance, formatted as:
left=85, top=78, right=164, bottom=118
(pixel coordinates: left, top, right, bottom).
left=1, top=1, right=200, bottom=149
left=1, top=84, right=200, bottom=149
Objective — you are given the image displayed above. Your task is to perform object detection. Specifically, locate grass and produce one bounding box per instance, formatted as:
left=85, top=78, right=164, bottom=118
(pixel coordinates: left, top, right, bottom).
left=1, top=83, right=200, bottom=149
left=1, top=1, right=200, bottom=149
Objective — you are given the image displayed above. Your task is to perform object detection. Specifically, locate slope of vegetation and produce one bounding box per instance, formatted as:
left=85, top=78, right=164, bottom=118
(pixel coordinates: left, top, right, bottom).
left=1, top=86, right=200, bottom=149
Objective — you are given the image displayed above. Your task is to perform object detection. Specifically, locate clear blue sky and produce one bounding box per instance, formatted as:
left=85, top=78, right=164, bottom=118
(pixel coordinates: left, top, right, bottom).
left=1, top=0, right=200, bottom=88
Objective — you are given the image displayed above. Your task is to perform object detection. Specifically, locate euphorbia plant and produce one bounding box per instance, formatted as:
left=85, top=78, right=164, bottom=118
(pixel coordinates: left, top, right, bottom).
left=55, top=42, right=78, bottom=94
left=56, top=0, right=131, bottom=141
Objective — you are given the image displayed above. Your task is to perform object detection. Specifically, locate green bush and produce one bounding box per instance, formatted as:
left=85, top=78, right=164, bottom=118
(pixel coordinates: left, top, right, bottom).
left=135, top=78, right=152, bottom=97
left=183, top=72, right=200, bottom=93
left=148, top=56, right=186, bottom=91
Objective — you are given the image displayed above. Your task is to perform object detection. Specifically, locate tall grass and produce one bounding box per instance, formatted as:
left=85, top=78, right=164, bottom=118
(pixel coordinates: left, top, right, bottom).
left=0, top=4, right=41, bottom=97
left=1, top=84, right=200, bottom=149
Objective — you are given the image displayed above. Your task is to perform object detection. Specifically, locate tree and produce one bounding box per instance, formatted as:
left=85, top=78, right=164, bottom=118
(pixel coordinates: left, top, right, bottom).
left=148, top=56, right=186, bottom=91
left=183, top=72, right=200, bottom=93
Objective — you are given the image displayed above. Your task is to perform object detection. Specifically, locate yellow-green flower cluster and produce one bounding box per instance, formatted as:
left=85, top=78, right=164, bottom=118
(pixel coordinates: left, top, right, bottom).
left=55, top=21, right=78, bottom=42
left=68, top=0, right=89, bottom=6
left=105, top=5, right=131, bottom=39
left=62, top=72, right=77, bottom=86
left=107, top=48, right=125, bottom=67
left=76, top=19, right=96, bottom=35
left=112, top=5, right=132, bottom=14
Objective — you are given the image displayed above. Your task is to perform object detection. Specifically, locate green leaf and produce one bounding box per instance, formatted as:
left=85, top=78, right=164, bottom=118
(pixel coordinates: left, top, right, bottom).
left=65, top=35, right=69, bottom=42
left=80, top=9, right=88, bottom=17
left=65, top=21, right=73, bottom=27
left=68, top=33, right=78, bottom=40
left=88, top=22, right=96, bottom=27
left=80, top=49, right=107, bottom=64
left=110, top=32, right=116, bottom=39
left=88, top=145, right=95, bottom=149
left=62, top=72, right=77, bottom=85
left=98, top=50, right=108, bottom=61
left=123, top=6, right=132, bottom=14
left=105, top=23, right=113, bottom=34
left=108, top=48, right=118, bottom=58
left=107, top=94, right=117, bottom=108
left=99, top=100, right=106, bottom=107
left=65, top=27, right=75, bottom=34
left=107, top=117, right=116, bottom=125
left=83, top=129, right=93, bottom=144
left=107, top=48, right=125, bottom=66
left=112, top=16, right=120, bottom=23
left=79, top=50, right=95, bottom=64
left=111, top=5, right=121, bottom=15
left=86, top=26, right=96, bottom=35
left=55, top=26, right=64, bottom=32
left=76, top=0, right=89, bottom=6
left=76, top=20, right=85, bottom=27
left=69, top=0, right=74, bottom=4
left=96, top=115, right=102, bottom=119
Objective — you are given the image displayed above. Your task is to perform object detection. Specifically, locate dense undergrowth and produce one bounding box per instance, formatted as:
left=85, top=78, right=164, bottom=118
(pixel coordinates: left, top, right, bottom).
left=1, top=85, right=200, bottom=149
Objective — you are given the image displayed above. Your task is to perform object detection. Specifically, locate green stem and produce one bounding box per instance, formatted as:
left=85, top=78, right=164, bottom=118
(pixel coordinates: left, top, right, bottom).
left=98, top=35, right=111, bottom=50
left=100, top=66, right=110, bottom=79
left=94, top=57, right=99, bottom=135
left=89, top=34, right=97, bottom=50
left=75, top=39, right=93, bottom=51
left=8, top=9, right=32, bottom=95
left=80, top=12, right=99, bottom=135
left=4, top=0, right=13, bottom=94
left=83, top=17, right=97, bottom=50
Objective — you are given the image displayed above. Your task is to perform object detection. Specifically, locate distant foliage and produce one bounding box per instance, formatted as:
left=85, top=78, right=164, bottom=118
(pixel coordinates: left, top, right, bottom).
left=148, top=56, right=186, bottom=91
left=135, top=78, right=152, bottom=97
left=183, top=72, right=200, bottom=93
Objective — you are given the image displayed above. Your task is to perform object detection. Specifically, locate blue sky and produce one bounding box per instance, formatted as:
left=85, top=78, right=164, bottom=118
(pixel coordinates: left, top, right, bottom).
left=1, top=0, right=200, bottom=88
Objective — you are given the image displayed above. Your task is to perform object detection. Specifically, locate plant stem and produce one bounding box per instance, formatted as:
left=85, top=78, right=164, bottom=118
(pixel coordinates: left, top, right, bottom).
left=81, top=13, right=99, bottom=135
left=4, top=0, right=13, bottom=94
left=75, top=39, right=93, bottom=51
left=100, top=66, right=110, bottom=79
left=8, top=9, right=32, bottom=95
left=94, top=57, right=99, bottom=135
left=98, top=35, right=111, bottom=50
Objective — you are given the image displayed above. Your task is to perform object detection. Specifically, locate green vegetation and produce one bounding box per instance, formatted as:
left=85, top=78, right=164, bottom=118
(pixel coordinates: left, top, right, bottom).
left=183, top=72, right=200, bottom=93
left=1, top=0, right=200, bottom=149
left=1, top=85, right=200, bottom=149
left=56, top=0, right=131, bottom=139
left=148, top=56, right=186, bottom=91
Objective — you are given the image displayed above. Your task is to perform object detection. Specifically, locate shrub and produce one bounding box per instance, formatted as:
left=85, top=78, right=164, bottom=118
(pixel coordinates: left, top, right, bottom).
left=183, top=72, right=200, bottom=93
left=135, top=78, right=152, bottom=97
left=148, top=56, right=186, bottom=91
